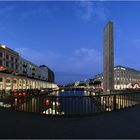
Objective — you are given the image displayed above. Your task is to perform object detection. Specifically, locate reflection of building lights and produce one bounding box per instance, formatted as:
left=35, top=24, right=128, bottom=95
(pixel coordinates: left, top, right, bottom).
left=106, top=108, right=111, bottom=111
left=43, top=108, right=63, bottom=115
left=52, top=101, right=59, bottom=106
left=61, top=111, right=65, bottom=115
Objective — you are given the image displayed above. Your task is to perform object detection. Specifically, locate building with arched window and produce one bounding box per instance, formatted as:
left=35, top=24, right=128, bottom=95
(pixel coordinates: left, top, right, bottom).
left=0, top=44, right=58, bottom=90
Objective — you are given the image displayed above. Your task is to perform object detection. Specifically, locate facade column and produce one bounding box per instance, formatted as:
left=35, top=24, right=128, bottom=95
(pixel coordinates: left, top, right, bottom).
left=3, top=77, right=6, bottom=90
left=11, top=78, right=13, bottom=91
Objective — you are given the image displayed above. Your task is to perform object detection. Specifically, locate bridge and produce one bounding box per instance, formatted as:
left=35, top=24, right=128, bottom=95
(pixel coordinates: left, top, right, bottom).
left=0, top=90, right=140, bottom=116
left=0, top=90, right=140, bottom=138
left=0, top=104, right=140, bottom=138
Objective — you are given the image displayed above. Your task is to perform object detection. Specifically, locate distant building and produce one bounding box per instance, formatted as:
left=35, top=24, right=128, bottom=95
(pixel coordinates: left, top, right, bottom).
left=0, top=44, right=57, bottom=90
left=40, top=65, right=55, bottom=82
left=95, top=65, right=140, bottom=90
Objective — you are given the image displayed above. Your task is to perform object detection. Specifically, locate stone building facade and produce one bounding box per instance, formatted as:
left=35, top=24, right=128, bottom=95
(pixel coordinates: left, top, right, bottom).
left=0, top=44, right=57, bottom=90
left=95, top=66, right=140, bottom=90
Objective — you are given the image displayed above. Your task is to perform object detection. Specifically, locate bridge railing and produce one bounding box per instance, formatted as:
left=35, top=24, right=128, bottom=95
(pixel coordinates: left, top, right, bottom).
left=0, top=91, right=140, bottom=116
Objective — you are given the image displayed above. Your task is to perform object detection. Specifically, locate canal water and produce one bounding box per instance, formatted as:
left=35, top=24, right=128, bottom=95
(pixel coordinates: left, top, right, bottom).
left=46, top=90, right=99, bottom=115
left=11, top=90, right=100, bottom=115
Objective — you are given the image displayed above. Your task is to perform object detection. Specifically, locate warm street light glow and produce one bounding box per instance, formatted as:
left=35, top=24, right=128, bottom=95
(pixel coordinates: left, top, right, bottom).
left=1, top=45, right=6, bottom=49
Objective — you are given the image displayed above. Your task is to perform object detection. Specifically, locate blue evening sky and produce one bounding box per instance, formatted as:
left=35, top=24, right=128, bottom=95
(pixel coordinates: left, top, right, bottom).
left=0, top=1, right=140, bottom=84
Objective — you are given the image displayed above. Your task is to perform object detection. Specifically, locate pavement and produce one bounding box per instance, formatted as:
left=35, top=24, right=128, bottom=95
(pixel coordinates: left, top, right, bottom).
left=0, top=105, right=140, bottom=139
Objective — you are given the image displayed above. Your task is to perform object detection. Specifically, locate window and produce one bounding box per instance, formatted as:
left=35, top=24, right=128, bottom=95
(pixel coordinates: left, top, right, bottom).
left=0, top=60, right=2, bottom=65
left=15, top=65, right=18, bottom=69
left=0, top=78, right=3, bottom=82
left=6, top=54, right=9, bottom=60
left=15, top=58, right=18, bottom=63
left=11, top=57, right=14, bottom=61
left=6, top=62, right=9, bottom=67
left=6, top=79, right=10, bottom=83
left=11, top=63, right=14, bottom=68
left=0, top=52, right=3, bottom=57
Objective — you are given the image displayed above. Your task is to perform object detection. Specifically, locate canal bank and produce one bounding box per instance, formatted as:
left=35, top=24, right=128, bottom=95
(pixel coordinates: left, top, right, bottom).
left=1, top=105, right=140, bottom=139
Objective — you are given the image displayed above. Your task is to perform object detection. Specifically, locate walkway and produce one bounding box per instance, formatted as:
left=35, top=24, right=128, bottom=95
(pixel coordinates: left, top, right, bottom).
left=0, top=106, right=140, bottom=139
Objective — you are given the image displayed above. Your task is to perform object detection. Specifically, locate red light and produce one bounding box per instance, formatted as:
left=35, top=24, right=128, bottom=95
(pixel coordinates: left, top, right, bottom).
left=45, top=99, right=49, bottom=105
left=23, top=92, right=26, bottom=96
left=19, top=93, right=22, bottom=96
left=0, top=66, right=6, bottom=70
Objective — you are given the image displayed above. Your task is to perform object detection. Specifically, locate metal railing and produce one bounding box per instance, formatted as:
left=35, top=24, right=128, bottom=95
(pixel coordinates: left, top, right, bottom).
left=1, top=91, right=140, bottom=116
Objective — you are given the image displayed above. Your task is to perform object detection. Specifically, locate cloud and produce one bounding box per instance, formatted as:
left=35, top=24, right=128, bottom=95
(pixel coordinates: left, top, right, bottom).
left=55, top=48, right=102, bottom=83
left=75, top=1, right=110, bottom=22
left=72, top=47, right=102, bottom=72
left=14, top=47, right=28, bottom=54
left=13, top=47, right=102, bottom=84
left=74, top=47, right=101, bottom=59
left=75, top=1, right=94, bottom=22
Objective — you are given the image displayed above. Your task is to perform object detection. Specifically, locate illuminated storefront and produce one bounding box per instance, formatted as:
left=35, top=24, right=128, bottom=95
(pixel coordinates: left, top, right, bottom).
left=0, top=73, right=57, bottom=91
left=95, top=66, right=140, bottom=90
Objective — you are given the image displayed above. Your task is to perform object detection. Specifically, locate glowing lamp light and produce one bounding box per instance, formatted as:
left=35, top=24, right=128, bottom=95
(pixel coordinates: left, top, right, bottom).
left=23, top=92, right=26, bottom=96
left=0, top=66, right=6, bottom=70
left=19, top=92, right=22, bottom=96
left=1, top=45, right=6, bottom=49
left=45, top=99, right=49, bottom=105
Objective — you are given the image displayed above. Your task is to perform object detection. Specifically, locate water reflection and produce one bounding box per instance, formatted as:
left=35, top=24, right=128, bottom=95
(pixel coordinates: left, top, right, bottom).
left=2, top=91, right=99, bottom=115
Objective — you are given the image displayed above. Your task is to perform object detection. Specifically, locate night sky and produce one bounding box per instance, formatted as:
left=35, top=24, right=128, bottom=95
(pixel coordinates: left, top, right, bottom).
left=0, top=1, right=140, bottom=84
